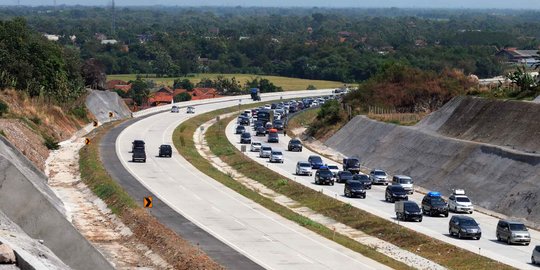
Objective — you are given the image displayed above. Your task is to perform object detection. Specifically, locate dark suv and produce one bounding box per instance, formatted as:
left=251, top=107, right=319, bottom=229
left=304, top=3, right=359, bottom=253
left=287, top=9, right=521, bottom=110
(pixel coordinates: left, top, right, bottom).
left=352, top=174, right=371, bottom=189
left=268, top=132, right=279, bottom=143
left=337, top=170, right=353, bottom=183
left=315, top=167, right=334, bottom=185
left=308, top=155, right=324, bottom=169
left=288, top=139, right=303, bottom=152
left=422, top=192, right=449, bottom=217
left=132, top=140, right=145, bottom=152
left=158, top=144, right=172, bottom=157
left=132, top=148, right=146, bottom=163
left=240, top=132, right=252, bottom=144
left=344, top=180, right=366, bottom=198
left=449, top=215, right=481, bottom=240
left=385, top=185, right=408, bottom=203
left=235, top=125, right=246, bottom=134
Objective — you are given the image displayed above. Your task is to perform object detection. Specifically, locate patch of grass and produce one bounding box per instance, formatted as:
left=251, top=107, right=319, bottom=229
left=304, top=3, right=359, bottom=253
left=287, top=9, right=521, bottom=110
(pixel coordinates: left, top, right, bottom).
left=173, top=106, right=414, bottom=270
left=0, top=129, right=5, bottom=137
left=109, top=73, right=343, bottom=91
left=69, top=105, right=89, bottom=122
left=204, top=115, right=514, bottom=270
left=0, top=99, right=8, bottom=116
left=286, top=108, right=320, bottom=136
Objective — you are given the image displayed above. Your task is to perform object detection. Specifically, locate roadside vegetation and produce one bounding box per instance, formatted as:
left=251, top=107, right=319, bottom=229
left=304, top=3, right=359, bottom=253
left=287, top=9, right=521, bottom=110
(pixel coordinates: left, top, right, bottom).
left=79, top=122, right=222, bottom=270
left=173, top=106, right=413, bottom=270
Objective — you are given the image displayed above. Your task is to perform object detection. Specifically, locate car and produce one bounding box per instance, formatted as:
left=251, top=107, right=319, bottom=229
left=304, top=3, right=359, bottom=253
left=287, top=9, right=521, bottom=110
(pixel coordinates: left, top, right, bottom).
left=132, top=140, right=145, bottom=152
left=327, top=165, right=340, bottom=178
left=288, top=139, right=303, bottom=152
left=342, top=158, right=360, bottom=174
left=132, top=148, right=146, bottom=163
left=449, top=215, right=481, bottom=240
left=308, top=155, right=324, bottom=169
left=274, top=120, right=284, bottom=130
left=270, top=150, right=284, bottom=163
left=314, top=167, right=334, bottom=185
left=336, top=170, right=353, bottom=183
left=253, top=120, right=264, bottom=130
left=296, top=161, right=313, bottom=176
left=265, top=122, right=273, bottom=131
left=532, top=245, right=540, bottom=265
left=385, top=185, right=409, bottom=203
left=256, top=126, right=267, bottom=136
left=448, top=189, right=474, bottom=213
left=171, top=106, right=179, bottom=113
left=240, top=132, right=252, bottom=144
left=344, top=180, right=366, bottom=198
left=369, top=169, right=389, bottom=185
left=158, top=144, right=172, bottom=157
left=259, top=146, right=272, bottom=158
left=496, top=220, right=531, bottom=245
left=421, top=192, right=449, bottom=217
left=352, top=174, right=371, bottom=189
left=235, top=125, right=246, bottom=134
left=238, top=116, right=250, bottom=126
left=187, top=106, right=195, bottom=114
left=250, top=142, right=262, bottom=152
left=395, top=201, right=422, bottom=222
left=392, top=175, right=414, bottom=194
left=268, top=132, right=279, bottom=143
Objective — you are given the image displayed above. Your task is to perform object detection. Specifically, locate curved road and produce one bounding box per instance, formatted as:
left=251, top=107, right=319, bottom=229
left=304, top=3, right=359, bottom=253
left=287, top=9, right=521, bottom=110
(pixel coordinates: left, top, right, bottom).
left=224, top=114, right=540, bottom=270
left=110, top=91, right=392, bottom=270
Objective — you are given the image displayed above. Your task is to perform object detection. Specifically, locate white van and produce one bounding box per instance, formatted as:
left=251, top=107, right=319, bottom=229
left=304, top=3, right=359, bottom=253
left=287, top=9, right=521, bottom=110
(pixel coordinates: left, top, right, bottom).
left=392, top=175, right=414, bottom=194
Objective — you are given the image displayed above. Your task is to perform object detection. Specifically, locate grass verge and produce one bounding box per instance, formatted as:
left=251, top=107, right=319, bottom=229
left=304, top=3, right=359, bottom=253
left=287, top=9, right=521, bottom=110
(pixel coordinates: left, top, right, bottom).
left=173, top=106, right=414, bottom=270
left=79, top=122, right=222, bottom=270
left=203, top=113, right=514, bottom=270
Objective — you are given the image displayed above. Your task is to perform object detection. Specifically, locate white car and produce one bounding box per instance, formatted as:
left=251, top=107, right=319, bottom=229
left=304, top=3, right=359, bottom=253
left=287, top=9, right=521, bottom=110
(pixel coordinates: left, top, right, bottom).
left=369, top=169, right=389, bottom=185
left=327, top=164, right=340, bottom=178
left=250, top=142, right=262, bottom=152
left=259, top=145, right=272, bottom=158
left=269, top=150, right=284, bottom=163
left=187, top=106, right=195, bottom=114
left=448, top=189, right=474, bottom=213
left=171, top=106, right=179, bottom=113
left=296, top=161, right=312, bottom=176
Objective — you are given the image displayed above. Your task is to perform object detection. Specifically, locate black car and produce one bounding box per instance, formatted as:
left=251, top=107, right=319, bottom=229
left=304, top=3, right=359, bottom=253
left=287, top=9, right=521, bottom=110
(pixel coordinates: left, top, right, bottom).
left=449, top=215, right=481, bottom=240
left=385, top=185, right=409, bottom=203
left=256, top=126, right=267, bottom=136
left=421, top=192, right=449, bottom=217
left=239, top=116, right=250, bottom=126
left=132, top=148, right=146, bottom=163
left=274, top=120, right=284, bottom=130
left=268, top=132, right=279, bottom=143
left=395, top=201, right=422, bottom=222
left=308, top=155, right=324, bottom=169
left=253, top=120, right=264, bottom=130
left=315, top=167, right=334, bottom=185
left=240, top=132, right=252, bottom=144
left=344, top=180, right=366, bottom=198
left=352, top=174, right=371, bottom=189
left=235, top=125, right=246, bottom=134
left=288, top=139, right=303, bottom=152
left=337, top=170, right=353, bottom=183
left=158, top=144, right=172, bottom=157
left=132, top=140, right=145, bottom=152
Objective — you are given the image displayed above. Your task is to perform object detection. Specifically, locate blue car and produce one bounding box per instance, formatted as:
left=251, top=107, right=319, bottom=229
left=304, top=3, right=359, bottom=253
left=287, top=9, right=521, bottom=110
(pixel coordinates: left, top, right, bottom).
left=308, top=155, right=324, bottom=169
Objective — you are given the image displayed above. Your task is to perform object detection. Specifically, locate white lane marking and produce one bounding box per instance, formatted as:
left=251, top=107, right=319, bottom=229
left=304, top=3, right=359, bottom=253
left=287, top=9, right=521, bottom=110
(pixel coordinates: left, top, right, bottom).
left=297, top=253, right=314, bottom=264
left=262, top=235, right=273, bottom=242
left=192, top=194, right=202, bottom=201
left=178, top=184, right=187, bottom=190
left=211, top=206, right=221, bottom=212
left=234, top=219, right=246, bottom=227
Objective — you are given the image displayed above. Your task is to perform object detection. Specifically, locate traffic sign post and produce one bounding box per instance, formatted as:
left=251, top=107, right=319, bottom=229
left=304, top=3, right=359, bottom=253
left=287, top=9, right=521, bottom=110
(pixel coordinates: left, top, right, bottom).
left=144, top=196, right=153, bottom=208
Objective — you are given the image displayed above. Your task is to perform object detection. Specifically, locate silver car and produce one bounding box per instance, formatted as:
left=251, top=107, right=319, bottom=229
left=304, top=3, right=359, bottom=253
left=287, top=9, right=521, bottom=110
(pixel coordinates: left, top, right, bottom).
left=369, top=169, right=389, bottom=185
left=532, top=245, right=540, bottom=265
left=296, top=161, right=312, bottom=176
left=250, top=142, right=262, bottom=152
left=497, top=220, right=531, bottom=245
left=259, top=146, right=272, bottom=158
left=270, top=150, right=284, bottom=163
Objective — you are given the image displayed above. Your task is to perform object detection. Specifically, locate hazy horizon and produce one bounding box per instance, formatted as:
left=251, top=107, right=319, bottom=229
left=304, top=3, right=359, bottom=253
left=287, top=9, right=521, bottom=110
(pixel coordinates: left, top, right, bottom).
left=3, top=0, right=540, bottom=10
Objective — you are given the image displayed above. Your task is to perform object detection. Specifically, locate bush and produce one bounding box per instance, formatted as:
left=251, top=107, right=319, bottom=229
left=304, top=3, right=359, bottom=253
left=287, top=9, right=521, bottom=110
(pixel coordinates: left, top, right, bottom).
left=30, top=116, right=41, bottom=125
left=44, top=136, right=60, bottom=150
left=0, top=100, right=8, bottom=116
left=69, top=105, right=88, bottom=120
left=307, top=84, right=317, bottom=90
left=174, top=92, right=192, bottom=102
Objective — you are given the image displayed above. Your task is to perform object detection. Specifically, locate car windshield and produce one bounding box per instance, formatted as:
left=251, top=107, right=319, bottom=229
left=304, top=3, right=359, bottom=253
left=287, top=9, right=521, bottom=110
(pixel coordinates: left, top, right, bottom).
left=252, top=142, right=261, bottom=146
left=299, top=162, right=311, bottom=167
left=340, top=171, right=352, bottom=177
left=353, top=175, right=369, bottom=181
left=275, top=120, right=283, bottom=125
left=290, top=140, right=301, bottom=145
left=237, top=126, right=244, bottom=130
left=269, top=133, right=278, bottom=138
left=272, top=151, right=282, bottom=155
left=460, top=219, right=478, bottom=226
left=262, top=147, right=271, bottom=151
left=319, top=170, right=333, bottom=177
left=328, top=165, right=339, bottom=170
left=349, top=182, right=364, bottom=188
left=242, top=133, right=251, bottom=138
left=456, top=197, right=470, bottom=202
left=431, top=197, right=446, bottom=206
left=399, top=178, right=412, bottom=184
left=405, top=204, right=420, bottom=212
left=391, top=186, right=405, bottom=192
left=346, top=159, right=360, bottom=166
left=374, top=171, right=387, bottom=176
left=509, top=223, right=528, bottom=231
left=310, top=156, right=322, bottom=163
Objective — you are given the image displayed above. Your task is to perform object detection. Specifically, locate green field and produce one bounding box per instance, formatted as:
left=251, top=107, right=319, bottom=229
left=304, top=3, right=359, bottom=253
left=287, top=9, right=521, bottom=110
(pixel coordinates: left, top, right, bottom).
left=108, top=73, right=344, bottom=91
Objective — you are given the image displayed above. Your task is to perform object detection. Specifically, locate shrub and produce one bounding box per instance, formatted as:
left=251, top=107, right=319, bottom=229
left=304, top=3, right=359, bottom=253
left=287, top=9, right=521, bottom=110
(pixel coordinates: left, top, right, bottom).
left=30, top=116, right=41, bottom=125
left=69, top=105, right=88, bottom=120
left=44, top=136, right=60, bottom=150
left=307, top=84, right=317, bottom=90
left=0, top=100, right=8, bottom=116
left=174, top=92, right=192, bottom=102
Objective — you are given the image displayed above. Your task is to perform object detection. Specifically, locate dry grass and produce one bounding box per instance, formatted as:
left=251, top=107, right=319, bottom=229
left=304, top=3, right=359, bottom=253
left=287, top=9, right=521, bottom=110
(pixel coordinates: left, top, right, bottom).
left=108, top=73, right=344, bottom=91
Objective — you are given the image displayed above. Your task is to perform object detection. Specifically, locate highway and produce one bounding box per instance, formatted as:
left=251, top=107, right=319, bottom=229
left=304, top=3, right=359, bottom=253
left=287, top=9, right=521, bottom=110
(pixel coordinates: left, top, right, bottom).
left=112, top=90, right=393, bottom=270
left=224, top=113, right=540, bottom=270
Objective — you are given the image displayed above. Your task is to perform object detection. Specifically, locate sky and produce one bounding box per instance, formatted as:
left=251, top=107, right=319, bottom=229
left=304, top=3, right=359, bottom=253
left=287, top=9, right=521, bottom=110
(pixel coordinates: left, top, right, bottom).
left=4, top=0, right=540, bottom=9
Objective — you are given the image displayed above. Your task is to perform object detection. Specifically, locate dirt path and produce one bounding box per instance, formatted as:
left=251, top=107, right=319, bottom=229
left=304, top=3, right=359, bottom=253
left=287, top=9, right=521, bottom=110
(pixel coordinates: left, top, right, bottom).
left=45, top=131, right=170, bottom=270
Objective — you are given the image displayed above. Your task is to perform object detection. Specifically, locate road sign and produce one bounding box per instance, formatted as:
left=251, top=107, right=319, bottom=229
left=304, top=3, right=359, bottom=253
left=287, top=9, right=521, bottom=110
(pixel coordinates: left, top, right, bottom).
left=92, top=121, right=98, bottom=127
left=108, top=112, right=114, bottom=118
left=144, top=196, right=153, bottom=208
left=84, top=138, right=90, bottom=145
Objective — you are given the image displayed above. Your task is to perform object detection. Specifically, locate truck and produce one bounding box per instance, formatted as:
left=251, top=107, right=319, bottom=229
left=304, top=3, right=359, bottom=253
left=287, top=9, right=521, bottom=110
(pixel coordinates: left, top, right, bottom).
left=250, top=88, right=261, bottom=101
left=257, top=109, right=272, bottom=126
left=395, top=201, right=422, bottom=222
left=342, top=157, right=361, bottom=174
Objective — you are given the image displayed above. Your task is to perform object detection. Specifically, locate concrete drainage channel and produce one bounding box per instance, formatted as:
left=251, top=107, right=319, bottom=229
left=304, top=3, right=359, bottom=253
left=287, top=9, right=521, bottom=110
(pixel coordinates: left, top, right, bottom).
left=195, top=113, right=446, bottom=270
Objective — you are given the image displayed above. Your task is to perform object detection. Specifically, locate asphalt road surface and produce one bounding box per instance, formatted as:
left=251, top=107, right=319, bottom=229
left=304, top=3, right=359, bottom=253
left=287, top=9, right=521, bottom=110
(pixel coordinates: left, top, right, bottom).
left=113, top=90, right=393, bottom=270
left=225, top=115, right=540, bottom=270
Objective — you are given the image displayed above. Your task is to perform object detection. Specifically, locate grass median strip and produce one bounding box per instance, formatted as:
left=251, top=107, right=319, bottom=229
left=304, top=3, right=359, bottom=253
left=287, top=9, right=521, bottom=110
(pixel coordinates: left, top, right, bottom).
left=201, top=112, right=513, bottom=270
left=79, top=122, right=222, bottom=270
left=173, top=107, right=415, bottom=270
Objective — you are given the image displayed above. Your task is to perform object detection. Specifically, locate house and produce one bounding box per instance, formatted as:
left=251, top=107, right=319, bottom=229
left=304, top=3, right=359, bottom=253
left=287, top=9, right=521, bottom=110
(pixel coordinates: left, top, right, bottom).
left=94, top=33, right=107, bottom=41
left=101, top=39, right=118, bottom=45
left=191, top=88, right=219, bottom=100
left=43, top=34, right=60, bottom=41
left=496, top=48, right=540, bottom=66
left=147, top=91, right=173, bottom=106
left=415, top=39, right=427, bottom=47
left=106, top=80, right=132, bottom=92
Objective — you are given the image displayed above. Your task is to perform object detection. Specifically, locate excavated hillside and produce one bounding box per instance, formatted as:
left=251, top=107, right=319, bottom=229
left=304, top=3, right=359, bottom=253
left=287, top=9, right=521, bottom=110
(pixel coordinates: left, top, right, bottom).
left=325, top=96, right=540, bottom=225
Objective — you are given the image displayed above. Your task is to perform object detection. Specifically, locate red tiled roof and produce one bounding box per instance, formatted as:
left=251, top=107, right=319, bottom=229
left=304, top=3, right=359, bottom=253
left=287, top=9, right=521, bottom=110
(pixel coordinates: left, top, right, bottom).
left=156, top=86, right=173, bottom=94
left=114, top=84, right=132, bottom=92
left=148, top=92, right=172, bottom=105
left=106, top=80, right=129, bottom=90
left=191, top=88, right=219, bottom=100
left=173, top=88, right=189, bottom=96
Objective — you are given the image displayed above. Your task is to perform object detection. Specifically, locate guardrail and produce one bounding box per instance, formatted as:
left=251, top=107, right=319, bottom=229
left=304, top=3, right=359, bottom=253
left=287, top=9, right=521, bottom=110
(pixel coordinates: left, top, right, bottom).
left=132, top=89, right=336, bottom=118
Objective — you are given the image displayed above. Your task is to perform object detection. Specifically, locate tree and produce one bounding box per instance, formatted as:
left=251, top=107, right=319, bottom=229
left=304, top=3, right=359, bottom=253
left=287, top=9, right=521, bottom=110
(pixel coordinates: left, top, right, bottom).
left=173, top=78, right=194, bottom=91
left=128, top=77, right=150, bottom=106
left=506, top=65, right=537, bottom=93
left=174, top=92, right=192, bottom=102
left=81, top=58, right=107, bottom=89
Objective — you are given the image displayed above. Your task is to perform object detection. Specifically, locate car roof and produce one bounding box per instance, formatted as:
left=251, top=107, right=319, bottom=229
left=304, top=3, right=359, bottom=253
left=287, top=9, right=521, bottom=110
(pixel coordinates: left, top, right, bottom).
left=501, top=220, right=525, bottom=225
left=394, top=175, right=411, bottom=179
left=252, top=142, right=261, bottom=144
left=298, top=161, right=310, bottom=165
left=454, top=215, right=475, bottom=220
